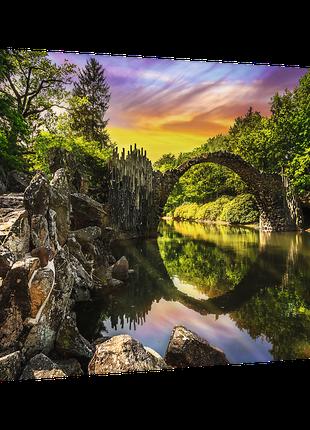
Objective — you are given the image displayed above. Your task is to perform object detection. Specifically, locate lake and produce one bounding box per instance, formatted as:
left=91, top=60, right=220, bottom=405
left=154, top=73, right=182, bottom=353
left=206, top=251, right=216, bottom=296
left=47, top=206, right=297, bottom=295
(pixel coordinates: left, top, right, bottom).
left=76, top=220, right=310, bottom=364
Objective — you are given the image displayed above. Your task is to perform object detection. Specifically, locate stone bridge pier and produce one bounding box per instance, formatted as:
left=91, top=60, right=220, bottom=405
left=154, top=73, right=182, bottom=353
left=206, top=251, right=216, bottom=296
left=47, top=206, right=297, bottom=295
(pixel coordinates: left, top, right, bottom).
left=152, top=152, right=303, bottom=232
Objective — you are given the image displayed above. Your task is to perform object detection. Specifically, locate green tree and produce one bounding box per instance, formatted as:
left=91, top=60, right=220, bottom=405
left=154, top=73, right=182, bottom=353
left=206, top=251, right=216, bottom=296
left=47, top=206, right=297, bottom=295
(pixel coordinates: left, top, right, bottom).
left=0, top=49, right=75, bottom=148
left=71, top=58, right=111, bottom=148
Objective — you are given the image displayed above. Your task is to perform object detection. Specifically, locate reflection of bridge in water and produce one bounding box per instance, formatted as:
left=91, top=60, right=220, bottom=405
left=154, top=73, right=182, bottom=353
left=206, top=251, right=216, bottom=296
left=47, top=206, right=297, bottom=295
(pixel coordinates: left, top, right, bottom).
left=79, top=228, right=304, bottom=336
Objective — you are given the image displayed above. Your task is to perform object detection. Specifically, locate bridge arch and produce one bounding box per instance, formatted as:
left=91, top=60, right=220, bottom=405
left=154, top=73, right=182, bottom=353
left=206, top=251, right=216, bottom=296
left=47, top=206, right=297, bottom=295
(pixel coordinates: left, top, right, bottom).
left=154, top=151, right=303, bottom=232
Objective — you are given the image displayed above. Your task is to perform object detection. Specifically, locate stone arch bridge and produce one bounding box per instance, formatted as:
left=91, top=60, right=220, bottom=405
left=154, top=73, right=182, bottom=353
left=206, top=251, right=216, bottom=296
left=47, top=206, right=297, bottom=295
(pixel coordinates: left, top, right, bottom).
left=108, top=146, right=303, bottom=237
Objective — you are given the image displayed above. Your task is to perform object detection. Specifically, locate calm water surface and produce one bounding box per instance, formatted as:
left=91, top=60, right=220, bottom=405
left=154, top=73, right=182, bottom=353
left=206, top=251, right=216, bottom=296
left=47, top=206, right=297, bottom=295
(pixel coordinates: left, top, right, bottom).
left=76, top=220, right=310, bottom=364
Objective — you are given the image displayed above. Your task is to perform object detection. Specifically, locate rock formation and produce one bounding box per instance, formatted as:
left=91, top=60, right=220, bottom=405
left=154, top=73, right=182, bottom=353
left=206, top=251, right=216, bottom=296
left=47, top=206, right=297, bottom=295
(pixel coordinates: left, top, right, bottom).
left=165, top=325, right=229, bottom=367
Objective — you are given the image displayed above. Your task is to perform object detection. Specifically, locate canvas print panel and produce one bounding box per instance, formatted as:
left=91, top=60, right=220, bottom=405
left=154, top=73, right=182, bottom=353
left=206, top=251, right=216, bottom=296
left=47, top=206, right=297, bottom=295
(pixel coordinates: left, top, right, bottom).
left=0, top=49, right=309, bottom=380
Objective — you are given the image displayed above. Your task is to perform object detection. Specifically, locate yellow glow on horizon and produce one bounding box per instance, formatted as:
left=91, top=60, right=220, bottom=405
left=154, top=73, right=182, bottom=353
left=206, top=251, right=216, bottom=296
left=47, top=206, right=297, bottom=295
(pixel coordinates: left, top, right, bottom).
left=109, top=127, right=210, bottom=162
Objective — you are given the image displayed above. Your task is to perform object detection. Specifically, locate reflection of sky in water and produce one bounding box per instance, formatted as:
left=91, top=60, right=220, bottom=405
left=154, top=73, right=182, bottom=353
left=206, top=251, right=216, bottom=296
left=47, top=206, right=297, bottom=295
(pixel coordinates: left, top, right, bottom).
left=172, top=276, right=210, bottom=300
left=101, top=298, right=273, bottom=364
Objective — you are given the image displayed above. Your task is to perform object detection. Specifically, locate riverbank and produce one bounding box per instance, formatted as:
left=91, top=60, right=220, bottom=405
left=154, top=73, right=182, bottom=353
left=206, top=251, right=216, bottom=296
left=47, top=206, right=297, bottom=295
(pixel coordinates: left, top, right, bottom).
left=167, top=194, right=260, bottom=227
left=162, top=216, right=259, bottom=230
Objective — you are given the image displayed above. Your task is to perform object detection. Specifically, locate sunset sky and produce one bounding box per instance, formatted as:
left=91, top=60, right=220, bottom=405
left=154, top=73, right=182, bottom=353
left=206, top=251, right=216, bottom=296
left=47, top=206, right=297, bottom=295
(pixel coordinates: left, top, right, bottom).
left=49, top=53, right=307, bottom=162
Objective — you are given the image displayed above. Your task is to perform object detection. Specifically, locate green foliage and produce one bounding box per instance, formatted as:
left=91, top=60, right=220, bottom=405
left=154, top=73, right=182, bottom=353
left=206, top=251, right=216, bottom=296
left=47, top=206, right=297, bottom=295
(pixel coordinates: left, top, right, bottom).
left=161, top=135, right=248, bottom=215
left=27, top=131, right=112, bottom=177
left=71, top=58, right=111, bottom=148
left=196, top=196, right=233, bottom=221
left=0, top=131, right=25, bottom=170
left=158, top=222, right=259, bottom=297
left=153, top=153, right=177, bottom=172
left=219, top=194, right=259, bottom=224
left=174, top=203, right=200, bottom=220
left=173, top=194, right=258, bottom=224
left=226, top=71, right=310, bottom=195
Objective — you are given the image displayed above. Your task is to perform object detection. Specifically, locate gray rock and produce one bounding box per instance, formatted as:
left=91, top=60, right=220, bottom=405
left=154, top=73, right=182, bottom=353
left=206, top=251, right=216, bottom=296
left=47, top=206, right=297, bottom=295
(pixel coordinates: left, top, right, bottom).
left=24, top=172, right=50, bottom=217
left=55, top=314, right=94, bottom=362
left=7, top=170, right=31, bottom=193
left=69, top=253, right=92, bottom=301
left=0, top=350, right=22, bottom=381
left=0, top=260, right=31, bottom=351
left=108, top=278, right=124, bottom=288
left=50, top=169, right=71, bottom=246
left=0, top=193, right=24, bottom=208
left=0, top=246, right=15, bottom=278
left=54, top=358, right=84, bottom=377
left=67, top=233, right=92, bottom=273
left=88, top=335, right=171, bottom=375
left=28, top=267, right=54, bottom=318
left=164, top=326, right=229, bottom=367
left=71, top=193, right=109, bottom=229
left=22, top=246, right=74, bottom=359
left=2, top=209, right=30, bottom=259
left=20, top=353, right=67, bottom=380
left=72, top=226, right=102, bottom=245
left=31, top=214, right=50, bottom=249
left=111, top=256, right=129, bottom=281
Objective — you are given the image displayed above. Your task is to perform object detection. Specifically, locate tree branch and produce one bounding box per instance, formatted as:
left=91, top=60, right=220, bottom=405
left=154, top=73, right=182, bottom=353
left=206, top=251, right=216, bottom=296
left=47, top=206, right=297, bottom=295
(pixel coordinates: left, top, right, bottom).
left=5, top=74, right=22, bottom=109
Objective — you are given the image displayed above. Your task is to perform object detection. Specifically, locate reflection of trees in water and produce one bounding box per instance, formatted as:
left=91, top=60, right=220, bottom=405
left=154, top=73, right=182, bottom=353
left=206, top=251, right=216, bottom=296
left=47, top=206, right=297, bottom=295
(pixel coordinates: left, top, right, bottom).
left=230, top=234, right=310, bottom=359
left=158, top=222, right=259, bottom=297
left=76, top=222, right=310, bottom=360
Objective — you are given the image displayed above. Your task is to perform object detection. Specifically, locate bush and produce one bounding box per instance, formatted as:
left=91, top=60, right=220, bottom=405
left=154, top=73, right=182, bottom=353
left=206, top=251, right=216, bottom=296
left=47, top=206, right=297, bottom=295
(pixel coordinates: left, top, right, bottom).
left=174, top=203, right=199, bottom=220
left=219, top=194, right=259, bottom=224
left=197, top=196, right=233, bottom=221
left=26, top=131, right=112, bottom=175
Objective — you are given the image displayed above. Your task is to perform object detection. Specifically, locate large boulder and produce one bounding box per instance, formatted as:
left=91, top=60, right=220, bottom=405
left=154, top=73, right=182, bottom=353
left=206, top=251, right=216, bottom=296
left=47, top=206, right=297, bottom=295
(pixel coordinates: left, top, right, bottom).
left=50, top=169, right=71, bottom=246
left=55, top=314, right=94, bottom=362
left=71, top=193, right=109, bottom=229
left=54, top=358, right=84, bottom=377
left=28, top=266, right=55, bottom=318
left=88, top=335, right=170, bottom=374
left=20, top=353, right=67, bottom=380
left=30, top=214, right=50, bottom=249
left=72, top=226, right=102, bottom=245
left=69, top=254, right=92, bottom=301
left=24, top=172, right=50, bottom=217
left=22, top=246, right=74, bottom=359
left=164, top=326, right=229, bottom=367
left=0, top=246, right=15, bottom=278
left=111, top=256, right=129, bottom=281
left=0, top=350, right=22, bottom=381
left=1, top=209, right=30, bottom=259
left=67, top=233, right=92, bottom=274
left=0, top=260, right=31, bottom=351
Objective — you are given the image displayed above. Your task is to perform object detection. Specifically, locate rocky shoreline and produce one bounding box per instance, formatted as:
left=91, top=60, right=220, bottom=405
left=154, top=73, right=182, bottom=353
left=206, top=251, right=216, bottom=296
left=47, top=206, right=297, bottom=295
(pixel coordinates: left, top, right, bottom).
left=0, top=169, right=229, bottom=382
